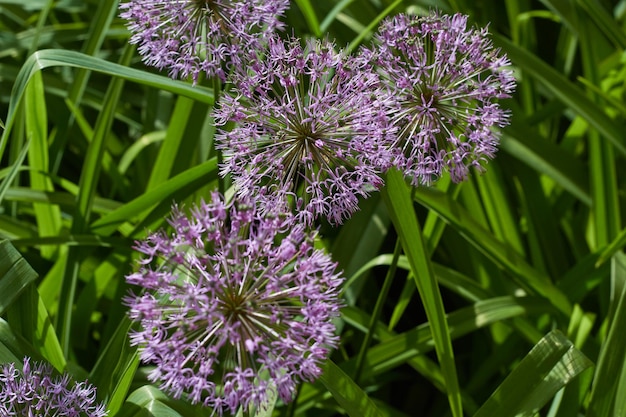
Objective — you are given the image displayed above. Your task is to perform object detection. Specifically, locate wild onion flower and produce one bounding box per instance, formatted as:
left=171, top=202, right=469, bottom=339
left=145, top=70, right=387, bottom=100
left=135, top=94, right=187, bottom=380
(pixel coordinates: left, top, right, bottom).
left=124, top=193, right=343, bottom=415
left=119, top=0, right=290, bottom=82
left=214, top=36, right=393, bottom=225
left=362, top=11, right=516, bottom=184
left=0, top=357, right=107, bottom=416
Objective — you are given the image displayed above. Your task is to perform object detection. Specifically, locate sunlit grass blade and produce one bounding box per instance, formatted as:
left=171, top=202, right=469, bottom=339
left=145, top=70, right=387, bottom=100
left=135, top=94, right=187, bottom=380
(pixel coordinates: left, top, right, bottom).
left=412, top=185, right=572, bottom=315
left=493, top=34, right=626, bottom=156
left=596, top=228, right=626, bottom=267
left=319, top=360, right=385, bottom=417
left=89, top=158, right=218, bottom=236
left=0, top=48, right=213, bottom=161
left=25, top=70, right=62, bottom=259
left=501, top=127, right=590, bottom=205
left=381, top=168, right=463, bottom=417
left=146, top=96, right=195, bottom=190
left=56, top=45, right=134, bottom=357
left=294, top=0, right=322, bottom=37
left=6, top=284, right=66, bottom=371
left=298, top=295, right=553, bottom=409
left=473, top=330, right=592, bottom=417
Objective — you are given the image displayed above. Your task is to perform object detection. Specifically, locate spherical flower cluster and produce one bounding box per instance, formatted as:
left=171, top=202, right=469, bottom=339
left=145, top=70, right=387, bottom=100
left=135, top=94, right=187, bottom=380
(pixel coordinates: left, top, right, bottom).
left=362, top=11, right=516, bottom=184
left=0, top=357, right=108, bottom=416
left=124, top=193, right=344, bottom=415
left=119, top=0, right=290, bottom=82
left=214, top=36, right=393, bottom=225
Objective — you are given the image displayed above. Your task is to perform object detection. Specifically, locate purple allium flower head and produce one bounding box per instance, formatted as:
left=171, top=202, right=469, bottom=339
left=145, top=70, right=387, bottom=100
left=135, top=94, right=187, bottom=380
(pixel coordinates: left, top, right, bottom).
left=214, top=36, right=393, bottom=225
left=362, top=11, right=516, bottom=184
left=119, top=0, right=290, bottom=83
left=124, top=193, right=344, bottom=415
left=0, top=357, right=108, bottom=416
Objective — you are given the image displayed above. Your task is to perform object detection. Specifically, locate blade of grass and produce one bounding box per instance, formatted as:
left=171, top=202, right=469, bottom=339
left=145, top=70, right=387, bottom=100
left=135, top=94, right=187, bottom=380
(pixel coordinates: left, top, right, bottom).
left=586, top=252, right=626, bottom=417
left=412, top=185, right=572, bottom=315
left=319, top=360, right=385, bottom=417
left=24, top=70, right=62, bottom=259
left=0, top=49, right=213, bottom=161
left=473, top=330, right=592, bottom=417
left=56, top=45, right=134, bottom=357
left=493, top=34, right=626, bottom=156
left=381, top=168, right=463, bottom=417
left=294, top=0, right=321, bottom=37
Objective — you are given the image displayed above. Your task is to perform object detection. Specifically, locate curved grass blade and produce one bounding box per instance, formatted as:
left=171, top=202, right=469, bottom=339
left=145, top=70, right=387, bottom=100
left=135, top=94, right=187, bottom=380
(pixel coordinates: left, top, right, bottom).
left=473, top=330, right=592, bottom=417
left=297, top=296, right=553, bottom=412
left=0, top=49, right=213, bottom=161
left=25, top=70, right=62, bottom=259
left=89, top=316, right=139, bottom=416
left=0, top=239, right=38, bottom=315
left=319, top=360, right=385, bottom=417
left=90, top=158, right=218, bottom=236
left=493, top=34, right=626, bottom=156
left=0, top=138, right=29, bottom=205
left=412, top=185, right=572, bottom=315
left=586, top=252, right=626, bottom=417
left=381, top=168, right=463, bottom=417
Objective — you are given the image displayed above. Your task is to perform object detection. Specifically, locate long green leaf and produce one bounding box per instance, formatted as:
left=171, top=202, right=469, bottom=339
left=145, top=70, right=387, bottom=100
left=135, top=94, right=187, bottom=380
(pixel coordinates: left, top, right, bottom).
left=381, top=169, right=463, bottom=417
left=586, top=252, right=626, bottom=417
left=25, top=70, right=61, bottom=259
left=0, top=49, right=213, bottom=161
left=0, top=239, right=38, bottom=315
left=319, top=360, right=385, bottom=417
left=412, top=185, right=572, bottom=315
left=474, top=330, right=592, bottom=417
left=493, top=34, right=626, bottom=156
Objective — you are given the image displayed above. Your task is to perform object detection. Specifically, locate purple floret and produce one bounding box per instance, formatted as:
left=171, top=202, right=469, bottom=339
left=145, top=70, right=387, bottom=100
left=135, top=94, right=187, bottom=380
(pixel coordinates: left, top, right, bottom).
left=124, top=193, right=344, bottom=415
left=119, top=0, right=290, bottom=83
left=214, top=36, right=394, bottom=225
left=0, top=357, right=108, bottom=416
left=362, top=11, right=516, bottom=184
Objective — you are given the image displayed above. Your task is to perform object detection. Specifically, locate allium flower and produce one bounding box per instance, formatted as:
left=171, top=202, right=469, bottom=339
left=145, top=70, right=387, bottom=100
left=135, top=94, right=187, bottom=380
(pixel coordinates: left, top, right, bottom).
left=119, top=0, right=290, bottom=82
left=0, top=357, right=108, bottom=416
left=124, top=193, right=343, bottom=415
left=362, top=11, right=516, bottom=184
left=214, top=36, right=393, bottom=225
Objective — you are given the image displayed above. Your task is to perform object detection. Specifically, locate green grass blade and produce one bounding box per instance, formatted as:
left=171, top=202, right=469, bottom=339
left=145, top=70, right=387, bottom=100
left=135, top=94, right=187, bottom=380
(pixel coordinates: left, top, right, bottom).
left=0, top=138, right=29, bottom=205
left=56, top=45, right=135, bottom=358
left=146, top=96, right=195, bottom=190
left=412, top=185, right=572, bottom=315
left=5, top=284, right=66, bottom=371
left=25, top=70, right=62, bottom=259
left=319, top=360, right=385, bottom=417
left=90, top=158, right=218, bottom=236
left=474, top=330, right=592, bottom=417
left=0, top=49, right=213, bottom=161
left=586, top=252, right=626, bottom=417
left=294, top=0, right=322, bottom=37
left=381, top=169, right=463, bottom=417
left=90, top=316, right=139, bottom=416
left=0, top=239, right=38, bottom=315
left=493, top=34, right=626, bottom=156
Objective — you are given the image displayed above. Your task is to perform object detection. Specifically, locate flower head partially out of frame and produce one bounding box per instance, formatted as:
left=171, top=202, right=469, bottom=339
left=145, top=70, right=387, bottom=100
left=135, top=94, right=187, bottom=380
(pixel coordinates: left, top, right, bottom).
left=361, top=11, right=516, bottom=184
left=214, top=36, right=393, bottom=225
left=0, top=357, right=108, bottom=416
left=124, top=193, right=343, bottom=415
left=119, top=0, right=290, bottom=83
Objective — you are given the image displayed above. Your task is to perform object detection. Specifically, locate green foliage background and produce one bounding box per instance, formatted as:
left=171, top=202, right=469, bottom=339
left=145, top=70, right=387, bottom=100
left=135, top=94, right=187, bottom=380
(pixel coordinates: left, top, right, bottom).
left=1, top=0, right=625, bottom=416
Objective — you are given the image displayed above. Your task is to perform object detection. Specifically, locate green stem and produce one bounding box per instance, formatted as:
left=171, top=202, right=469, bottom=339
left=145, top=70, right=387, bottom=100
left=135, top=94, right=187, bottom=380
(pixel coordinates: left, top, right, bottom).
left=353, top=238, right=402, bottom=383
